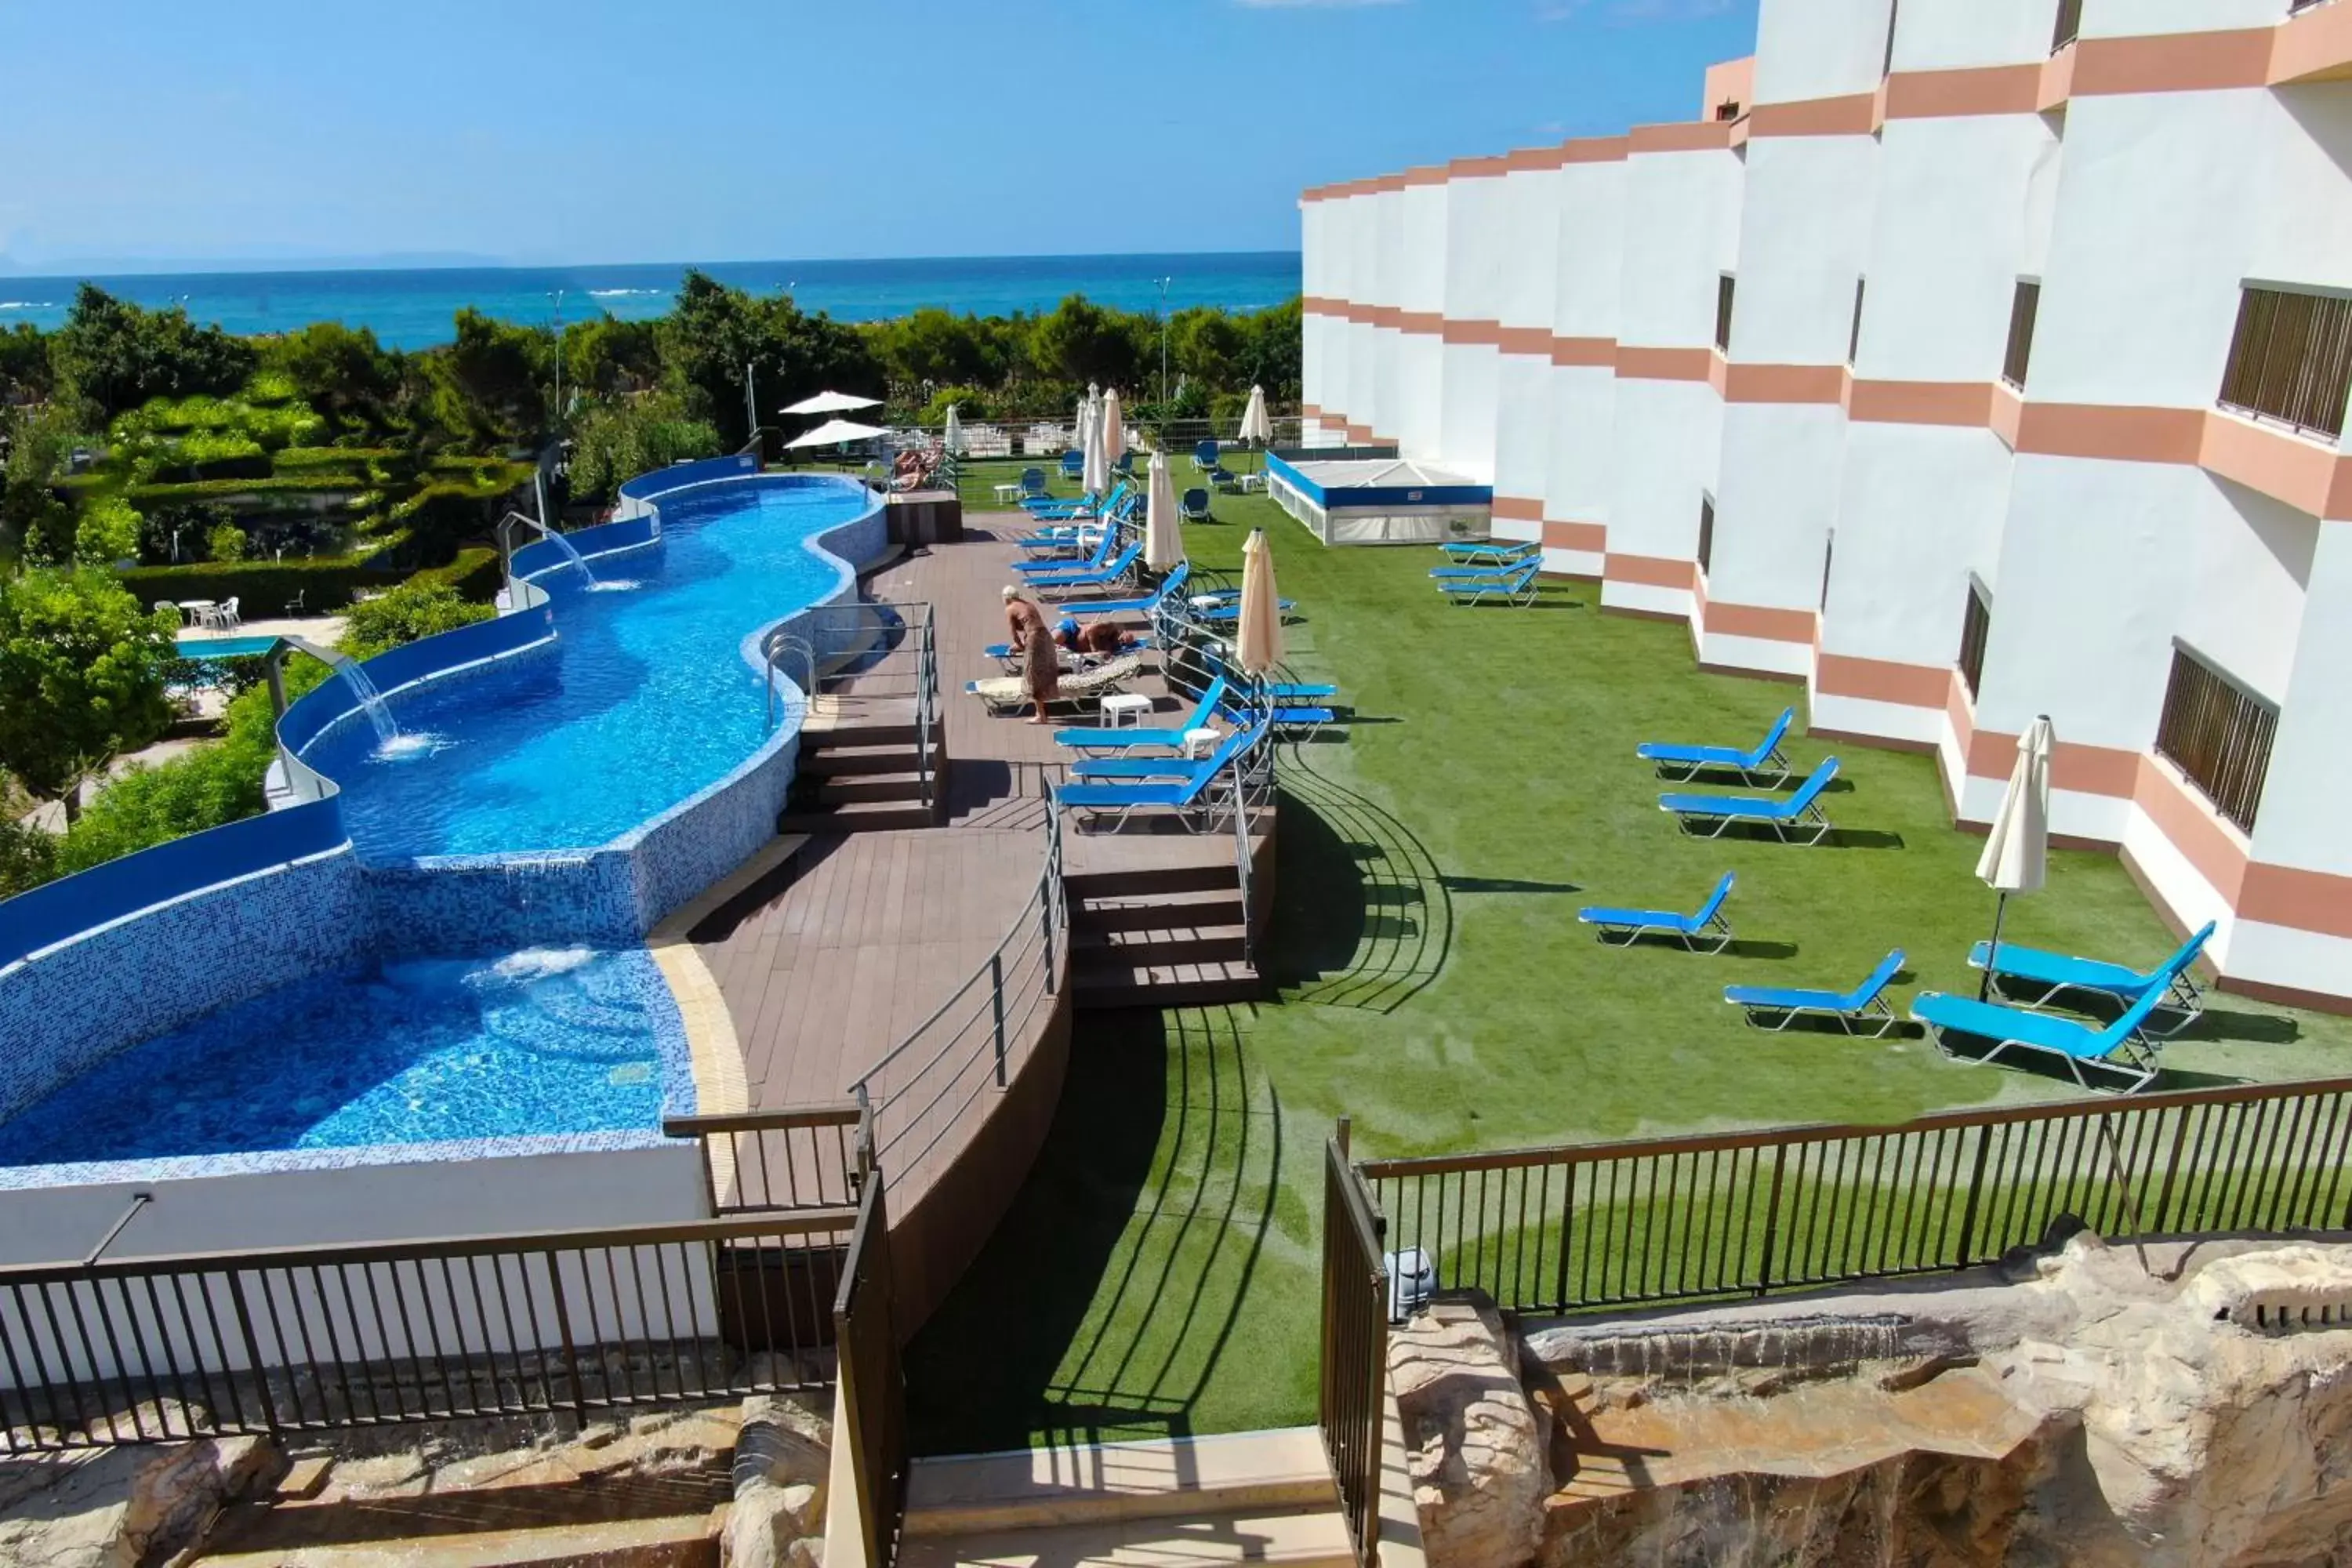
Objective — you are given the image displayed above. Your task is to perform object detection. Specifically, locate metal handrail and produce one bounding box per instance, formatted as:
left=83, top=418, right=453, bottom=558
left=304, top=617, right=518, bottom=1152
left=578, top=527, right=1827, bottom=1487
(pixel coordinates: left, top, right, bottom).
left=1229, top=754, right=1257, bottom=969
left=764, top=630, right=815, bottom=731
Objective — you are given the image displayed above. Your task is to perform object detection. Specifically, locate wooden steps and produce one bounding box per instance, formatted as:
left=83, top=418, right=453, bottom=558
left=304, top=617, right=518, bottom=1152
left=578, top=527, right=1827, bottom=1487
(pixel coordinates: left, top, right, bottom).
left=1065, top=865, right=1264, bottom=1011
left=781, top=716, right=946, bottom=835
left=898, top=1430, right=1348, bottom=1568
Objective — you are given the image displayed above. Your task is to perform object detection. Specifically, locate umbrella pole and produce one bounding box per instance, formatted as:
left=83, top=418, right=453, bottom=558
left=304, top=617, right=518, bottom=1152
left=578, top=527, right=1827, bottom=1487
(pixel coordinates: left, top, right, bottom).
left=1980, top=891, right=2010, bottom=1002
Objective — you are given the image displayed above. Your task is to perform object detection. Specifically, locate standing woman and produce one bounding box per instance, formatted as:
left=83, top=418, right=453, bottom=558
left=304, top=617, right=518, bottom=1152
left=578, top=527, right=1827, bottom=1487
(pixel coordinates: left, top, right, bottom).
left=1004, top=586, right=1059, bottom=724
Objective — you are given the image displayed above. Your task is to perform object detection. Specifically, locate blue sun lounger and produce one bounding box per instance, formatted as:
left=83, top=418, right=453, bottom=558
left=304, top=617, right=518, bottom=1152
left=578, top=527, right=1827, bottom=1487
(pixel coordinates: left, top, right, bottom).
left=1180, top=488, right=1211, bottom=523
left=1439, top=557, right=1542, bottom=608
left=1034, top=542, right=1143, bottom=597
left=1660, top=757, right=1838, bottom=844
left=1023, top=480, right=1131, bottom=521
left=1577, top=871, right=1735, bottom=953
left=1967, top=921, right=2215, bottom=1037
left=1189, top=593, right=1299, bottom=625
left=981, top=630, right=1158, bottom=673
left=1056, top=720, right=1272, bottom=830
left=1439, top=539, right=1539, bottom=566
left=1059, top=562, right=1189, bottom=620
left=1055, top=674, right=1229, bottom=756
left=1015, top=498, right=1140, bottom=557
left=1911, top=982, right=2170, bottom=1094
left=1638, top=707, right=1796, bottom=786
left=1726, top=949, right=1906, bottom=1035
left=1060, top=450, right=1085, bottom=482
left=1014, top=527, right=1119, bottom=579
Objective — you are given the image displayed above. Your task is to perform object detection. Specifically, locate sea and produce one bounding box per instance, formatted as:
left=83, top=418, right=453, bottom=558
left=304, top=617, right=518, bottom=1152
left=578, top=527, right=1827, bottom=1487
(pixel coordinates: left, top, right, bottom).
left=0, top=252, right=1303, bottom=351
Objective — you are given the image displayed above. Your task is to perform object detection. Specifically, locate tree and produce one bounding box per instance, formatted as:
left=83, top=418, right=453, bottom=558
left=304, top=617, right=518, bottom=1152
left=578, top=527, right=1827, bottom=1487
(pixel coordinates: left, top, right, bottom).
left=49, top=284, right=256, bottom=419
left=659, top=272, right=883, bottom=450
left=2, top=401, right=83, bottom=565
left=0, top=569, right=178, bottom=820
left=0, top=322, right=53, bottom=405
left=206, top=521, right=249, bottom=561
left=1030, top=296, right=1146, bottom=390
left=266, top=321, right=403, bottom=432
left=564, top=315, right=665, bottom=401
left=424, top=308, right=549, bottom=446
left=568, top=392, right=721, bottom=503
left=1171, top=307, right=1247, bottom=396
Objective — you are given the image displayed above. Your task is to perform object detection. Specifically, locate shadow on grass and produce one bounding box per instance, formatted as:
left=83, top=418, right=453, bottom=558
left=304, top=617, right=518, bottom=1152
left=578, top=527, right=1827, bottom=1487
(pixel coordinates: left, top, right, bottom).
left=1592, top=935, right=1800, bottom=960
left=1734, top=1014, right=1925, bottom=1040
left=1441, top=876, right=1584, bottom=895
left=902, top=1005, right=1280, bottom=1455
left=1272, top=745, right=1455, bottom=1013
left=2180, top=1007, right=2303, bottom=1045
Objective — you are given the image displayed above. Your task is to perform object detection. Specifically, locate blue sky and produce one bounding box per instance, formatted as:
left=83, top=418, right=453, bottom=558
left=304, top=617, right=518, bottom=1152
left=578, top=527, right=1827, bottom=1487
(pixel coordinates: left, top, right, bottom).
left=0, top=0, right=1758, bottom=270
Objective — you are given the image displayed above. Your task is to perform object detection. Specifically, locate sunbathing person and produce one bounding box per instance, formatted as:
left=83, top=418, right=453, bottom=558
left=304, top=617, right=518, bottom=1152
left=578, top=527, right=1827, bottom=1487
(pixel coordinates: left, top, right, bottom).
left=1055, top=618, right=1138, bottom=658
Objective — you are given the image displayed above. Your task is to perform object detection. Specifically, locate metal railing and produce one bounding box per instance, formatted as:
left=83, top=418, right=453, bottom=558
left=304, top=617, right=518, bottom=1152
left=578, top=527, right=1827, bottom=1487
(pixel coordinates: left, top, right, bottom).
left=665, top=1101, right=866, bottom=1216
left=1321, top=1123, right=1388, bottom=1568
left=2053, top=0, right=2083, bottom=49
left=2218, top=285, right=2352, bottom=441
left=893, top=414, right=1309, bottom=459
left=834, top=1159, right=906, bottom=1568
left=1230, top=754, right=1262, bottom=969
left=848, top=802, right=1067, bottom=1181
left=0, top=1207, right=859, bottom=1454
left=1354, top=1076, right=2352, bottom=1319
left=760, top=601, right=942, bottom=817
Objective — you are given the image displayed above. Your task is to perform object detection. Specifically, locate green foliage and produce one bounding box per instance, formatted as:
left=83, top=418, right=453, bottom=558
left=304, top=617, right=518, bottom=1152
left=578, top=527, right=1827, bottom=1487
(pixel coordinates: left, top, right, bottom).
left=567, top=393, right=722, bottom=503
left=922, top=385, right=991, bottom=423
left=866, top=308, right=1015, bottom=390
left=0, top=812, right=57, bottom=900
left=262, top=321, right=407, bottom=434
left=3, top=401, right=86, bottom=565
left=0, top=568, right=178, bottom=807
left=0, top=322, right=53, bottom=405
left=74, top=493, right=142, bottom=565
left=427, top=307, right=548, bottom=446
left=660, top=271, right=882, bottom=450
left=206, top=522, right=249, bottom=562
left=564, top=315, right=664, bottom=400
left=1029, top=294, right=1149, bottom=390
left=385, top=469, right=527, bottom=563
left=412, top=546, right=503, bottom=603
left=49, top=284, right=256, bottom=419
left=340, top=577, right=495, bottom=660
left=120, top=554, right=412, bottom=619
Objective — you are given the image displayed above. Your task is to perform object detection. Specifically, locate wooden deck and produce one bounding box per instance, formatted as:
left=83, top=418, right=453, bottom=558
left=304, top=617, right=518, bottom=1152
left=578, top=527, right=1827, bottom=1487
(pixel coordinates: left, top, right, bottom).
left=687, top=519, right=1266, bottom=1305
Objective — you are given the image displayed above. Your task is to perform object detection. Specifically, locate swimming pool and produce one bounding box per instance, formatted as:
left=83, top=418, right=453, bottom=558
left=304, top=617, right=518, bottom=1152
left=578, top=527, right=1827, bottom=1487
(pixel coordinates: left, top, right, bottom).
left=177, top=633, right=279, bottom=659
left=0, top=946, right=685, bottom=1171
left=304, top=476, right=866, bottom=859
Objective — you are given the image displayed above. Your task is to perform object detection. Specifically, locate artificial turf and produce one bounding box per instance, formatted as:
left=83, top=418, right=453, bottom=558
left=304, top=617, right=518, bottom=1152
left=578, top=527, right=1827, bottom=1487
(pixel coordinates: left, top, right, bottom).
left=902, top=463, right=2352, bottom=1454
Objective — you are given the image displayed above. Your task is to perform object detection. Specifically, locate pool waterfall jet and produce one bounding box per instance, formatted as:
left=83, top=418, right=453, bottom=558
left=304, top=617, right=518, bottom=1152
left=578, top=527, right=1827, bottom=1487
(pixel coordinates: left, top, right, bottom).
left=269, top=636, right=402, bottom=749
left=501, top=509, right=602, bottom=590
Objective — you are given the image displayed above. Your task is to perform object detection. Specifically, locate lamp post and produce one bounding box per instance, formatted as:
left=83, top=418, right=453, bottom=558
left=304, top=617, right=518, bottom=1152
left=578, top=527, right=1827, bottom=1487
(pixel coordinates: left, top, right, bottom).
left=548, top=289, right=566, bottom=426
left=1155, top=276, right=1174, bottom=412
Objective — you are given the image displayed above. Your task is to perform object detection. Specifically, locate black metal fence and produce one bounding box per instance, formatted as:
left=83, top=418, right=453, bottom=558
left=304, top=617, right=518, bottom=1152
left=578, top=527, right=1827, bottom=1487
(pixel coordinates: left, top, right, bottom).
left=666, top=1102, right=867, bottom=1216
left=1354, top=1077, right=2352, bottom=1319
left=1320, top=1127, right=1388, bottom=1568
left=0, top=1209, right=858, bottom=1454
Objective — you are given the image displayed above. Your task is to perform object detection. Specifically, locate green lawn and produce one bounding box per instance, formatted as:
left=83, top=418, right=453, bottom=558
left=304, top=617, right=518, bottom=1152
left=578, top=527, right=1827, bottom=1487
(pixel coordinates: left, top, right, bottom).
left=902, top=478, right=2352, bottom=1454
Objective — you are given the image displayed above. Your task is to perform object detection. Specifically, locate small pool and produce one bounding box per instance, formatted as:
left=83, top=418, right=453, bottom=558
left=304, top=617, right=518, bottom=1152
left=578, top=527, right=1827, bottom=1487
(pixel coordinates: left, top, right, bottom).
left=177, top=634, right=279, bottom=659
left=306, top=476, right=866, bottom=858
left=0, top=947, right=684, bottom=1168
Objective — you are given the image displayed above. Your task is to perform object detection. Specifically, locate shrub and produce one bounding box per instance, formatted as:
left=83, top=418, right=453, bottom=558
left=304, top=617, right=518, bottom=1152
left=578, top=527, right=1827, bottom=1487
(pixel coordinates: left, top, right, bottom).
left=0, top=813, right=56, bottom=899
left=74, top=494, right=143, bottom=566
left=342, top=577, right=495, bottom=659
left=568, top=394, right=721, bottom=503
left=206, top=523, right=249, bottom=562
left=0, top=568, right=178, bottom=810
left=414, top=546, right=503, bottom=603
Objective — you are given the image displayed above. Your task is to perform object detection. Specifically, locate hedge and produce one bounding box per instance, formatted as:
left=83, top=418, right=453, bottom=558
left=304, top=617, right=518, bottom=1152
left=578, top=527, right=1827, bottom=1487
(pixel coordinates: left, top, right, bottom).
left=120, top=553, right=411, bottom=618
left=128, top=475, right=373, bottom=503
left=412, top=546, right=503, bottom=603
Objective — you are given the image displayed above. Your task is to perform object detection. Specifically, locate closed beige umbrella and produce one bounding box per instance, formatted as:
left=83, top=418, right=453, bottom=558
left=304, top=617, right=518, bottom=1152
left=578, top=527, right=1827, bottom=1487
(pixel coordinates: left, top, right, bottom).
left=1238, top=385, right=1274, bottom=445
left=1102, top=388, right=1127, bottom=470
left=1236, top=527, right=1284, bottom=679
left=1975, top=713, right=2053, bottom=997
left=1145, top=451, right=1184, bottom=572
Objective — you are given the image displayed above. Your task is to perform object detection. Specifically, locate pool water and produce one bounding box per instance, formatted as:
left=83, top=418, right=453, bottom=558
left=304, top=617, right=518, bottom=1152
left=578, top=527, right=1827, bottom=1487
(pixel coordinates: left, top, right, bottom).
left=177, top=634, right=280, bottom=659
left=0, top=948, right=681, bottom=1167
left=306, top=477, right=864, bottom=858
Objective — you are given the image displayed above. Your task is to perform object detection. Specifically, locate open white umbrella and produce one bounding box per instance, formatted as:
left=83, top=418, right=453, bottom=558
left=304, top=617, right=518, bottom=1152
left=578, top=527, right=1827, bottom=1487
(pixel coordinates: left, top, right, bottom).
left=943, top=404, right=964, bottom=457
left=1975, top=713, right=2053, bottom=998
left=1145, top=451, right=1184, bottom=572
left=1236, top=527, right=1284, bottom=679
left=1102, top=388, right=1127, bottom=470
left=783, top=418, right=889, bottom=450
left=1239, top=385, right=1274, bottom=446
left=779, top=390, right=882, bottom=416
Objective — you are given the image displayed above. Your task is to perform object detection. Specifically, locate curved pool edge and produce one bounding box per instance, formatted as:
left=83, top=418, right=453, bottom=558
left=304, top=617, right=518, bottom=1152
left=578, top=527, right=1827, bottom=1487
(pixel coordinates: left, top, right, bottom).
left=0, top=465, right=883, bottom=1168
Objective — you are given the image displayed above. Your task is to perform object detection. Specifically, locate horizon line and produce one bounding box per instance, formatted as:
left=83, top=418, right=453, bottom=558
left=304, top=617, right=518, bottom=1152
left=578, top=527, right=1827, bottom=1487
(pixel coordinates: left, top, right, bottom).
left=0, top=248, right=1305, bottom=285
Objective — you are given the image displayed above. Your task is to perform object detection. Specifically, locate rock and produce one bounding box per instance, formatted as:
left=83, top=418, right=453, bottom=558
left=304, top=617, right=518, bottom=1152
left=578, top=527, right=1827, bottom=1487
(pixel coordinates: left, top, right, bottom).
left=1391, top=1293, right=1548, bottom=1568
left=789, top=1533, right=826, bottom=1568
left=0, top=1432, right=281, bottom=1568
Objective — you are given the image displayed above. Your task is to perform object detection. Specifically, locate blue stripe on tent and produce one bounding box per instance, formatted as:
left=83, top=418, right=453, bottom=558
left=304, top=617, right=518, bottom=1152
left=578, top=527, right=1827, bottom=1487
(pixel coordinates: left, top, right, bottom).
left=1265, top=453, right=1491, bottom=511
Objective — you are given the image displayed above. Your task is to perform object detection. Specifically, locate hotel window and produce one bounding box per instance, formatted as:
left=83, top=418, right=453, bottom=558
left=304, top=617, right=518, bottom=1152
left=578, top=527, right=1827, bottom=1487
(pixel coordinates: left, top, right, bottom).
left=2002, top=281, right=2041, bottom=390
left=2052, top=0, right=2082, bottom=50
left=2156, top=645, right=2278, bottom=835
left=1697, top=494, right=1716, bottom=577
left=1715, top=275, right=1737, bottom=355
left=1819, top=532, right=1835, bottom=612
left=1882, top=0, right=1900, bottom=77
left=1848, top=278, right=1867, bottom=366
left=1956, top=581, right=1992, bottom=700
left=2218, top=285, right=2352, bottom=441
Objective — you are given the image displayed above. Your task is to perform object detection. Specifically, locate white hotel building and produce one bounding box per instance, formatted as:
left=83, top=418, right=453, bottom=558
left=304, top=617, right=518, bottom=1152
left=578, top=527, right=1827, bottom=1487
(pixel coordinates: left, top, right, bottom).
left=1300, top=0, right=2352, bottom=1011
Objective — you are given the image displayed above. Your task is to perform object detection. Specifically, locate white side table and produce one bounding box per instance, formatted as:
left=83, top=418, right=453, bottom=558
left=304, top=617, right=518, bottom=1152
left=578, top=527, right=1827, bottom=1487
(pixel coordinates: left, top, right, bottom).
left=1100, top=693, right=1154, bottom=728
left=1240, top=473, right=1268, bottom=494
left=993, top=482, right=1024, bottom=504
left=1182, top=728, right=1222, bottom=760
